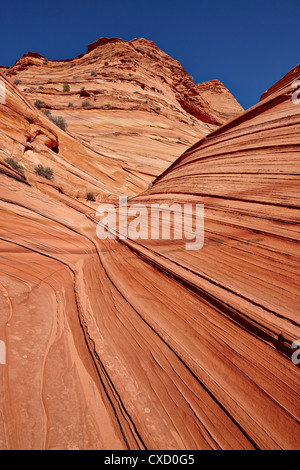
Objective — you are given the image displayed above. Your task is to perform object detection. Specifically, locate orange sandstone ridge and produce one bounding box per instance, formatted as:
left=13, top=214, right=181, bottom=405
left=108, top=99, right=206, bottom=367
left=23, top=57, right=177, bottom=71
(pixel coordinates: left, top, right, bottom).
left=0, top=39, right=299, bottom=450
left=0, top=37, right=243, bottom=199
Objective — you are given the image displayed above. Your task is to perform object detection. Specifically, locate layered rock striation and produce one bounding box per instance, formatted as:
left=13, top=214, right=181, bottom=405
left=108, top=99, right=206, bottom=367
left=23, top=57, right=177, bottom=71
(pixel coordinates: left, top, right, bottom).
left=0, top=37, right=243, bottom=197
left=0, top=41, right=299, bottom=450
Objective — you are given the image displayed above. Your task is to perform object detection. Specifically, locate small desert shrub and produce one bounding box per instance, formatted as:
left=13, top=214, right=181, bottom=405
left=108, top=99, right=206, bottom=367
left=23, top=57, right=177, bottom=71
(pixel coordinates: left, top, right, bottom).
left=90, top=71, right=97, bottom=77
left=70, top=63, right=76, bottom=68
left=81, top=101, right=91, bottom=107
left=67, top=102, right=73, bottom=107
left=63, top=83, right=70, bottom=92
left=86, top=191, right=95, bottom=201
left=38, top=85, right=44, bottom=89
left=189, top=75, right=194, bottom=81
left=34, top=164, right=54, bottom=180
left=49, top=115, right=67, bottom=131
left=4, top=157, right=24, bottom=174
left=34, top=99, right=44, bottom=109
left=43, top=60, right=48, bottom=65
left=14, top=79, right=21, bottom=85
left=80, top=86, right=85, bottom=91
left=156, top=107, right=161, bottom=111
left=42, top=109, right=51, bottom=116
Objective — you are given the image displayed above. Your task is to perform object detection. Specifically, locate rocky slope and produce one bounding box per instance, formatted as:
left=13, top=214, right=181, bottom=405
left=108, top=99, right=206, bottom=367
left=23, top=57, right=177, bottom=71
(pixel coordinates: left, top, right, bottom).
left=125, top=67, right=300, bottom=448
left=0, top=41, right=299, bottom=450
left=0, top=37, right=243, bottom=198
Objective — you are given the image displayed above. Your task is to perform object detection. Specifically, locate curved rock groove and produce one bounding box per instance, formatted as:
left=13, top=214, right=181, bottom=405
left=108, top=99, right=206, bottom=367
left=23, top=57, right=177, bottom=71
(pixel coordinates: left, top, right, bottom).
left=0, top=45, right=299, bottom=450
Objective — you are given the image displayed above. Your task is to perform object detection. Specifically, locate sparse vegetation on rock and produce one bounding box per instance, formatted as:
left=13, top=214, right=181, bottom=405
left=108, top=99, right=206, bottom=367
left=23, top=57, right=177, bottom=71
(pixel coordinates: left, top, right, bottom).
left=63, top=83, right=70, bottom=92
left=34, top=99, right=44, bottom=109
left=48, top=115, right=67, bottom=131
left=34, top=164, right=54, bottom=180
left=4, top=157, right=24, bottom=174
left=86, top=191, right=95, bottom=201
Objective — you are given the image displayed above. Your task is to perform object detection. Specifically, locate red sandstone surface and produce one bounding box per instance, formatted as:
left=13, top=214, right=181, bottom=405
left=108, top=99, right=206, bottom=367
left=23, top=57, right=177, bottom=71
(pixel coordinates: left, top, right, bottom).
left=0, top=39, right=299, bottom=450
left=0, top=37, right=243, bottom=199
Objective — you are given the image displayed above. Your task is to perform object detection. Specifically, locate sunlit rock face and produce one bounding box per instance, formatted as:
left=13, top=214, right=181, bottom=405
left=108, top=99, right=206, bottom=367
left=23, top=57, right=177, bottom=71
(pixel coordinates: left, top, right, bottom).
left=0, top=37, right=243, bottom=199
left=0, top=39, right=299, bottom=450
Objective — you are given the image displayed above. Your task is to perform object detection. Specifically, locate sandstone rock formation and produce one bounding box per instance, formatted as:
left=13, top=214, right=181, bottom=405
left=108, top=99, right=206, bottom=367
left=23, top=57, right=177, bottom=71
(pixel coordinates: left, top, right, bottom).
left=0, top=40, right=299, bottom=450
left=0, top=37, right=243, bottom=198
left=196, top=79, right=243, bottom=125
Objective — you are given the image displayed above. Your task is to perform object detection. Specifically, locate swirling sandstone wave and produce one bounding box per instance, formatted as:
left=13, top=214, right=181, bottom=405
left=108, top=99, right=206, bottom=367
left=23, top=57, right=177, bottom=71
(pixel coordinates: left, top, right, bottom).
left=0, top=37, right=243, bottom=197
left=0, top=47, right=299, bottom=450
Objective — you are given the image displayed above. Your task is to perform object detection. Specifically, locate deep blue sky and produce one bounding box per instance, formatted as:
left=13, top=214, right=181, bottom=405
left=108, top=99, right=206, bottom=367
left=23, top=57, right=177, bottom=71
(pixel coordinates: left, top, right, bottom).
left=1, top=0, right=299, bottom=109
